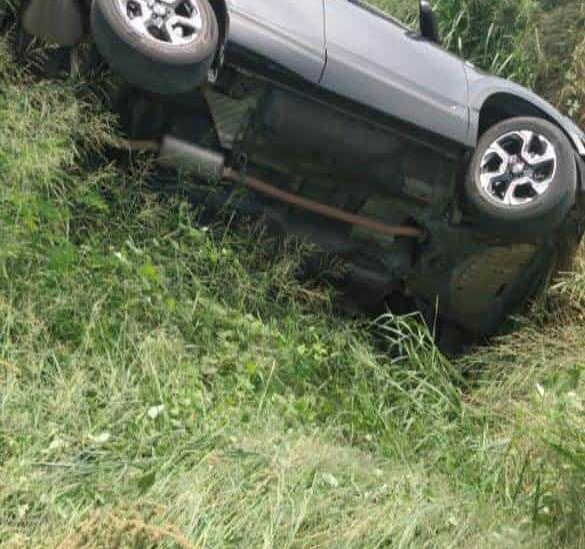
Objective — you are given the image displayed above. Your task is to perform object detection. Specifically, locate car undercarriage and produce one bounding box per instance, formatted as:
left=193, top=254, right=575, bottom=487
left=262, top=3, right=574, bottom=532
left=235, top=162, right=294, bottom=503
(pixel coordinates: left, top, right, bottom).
left=115, top=70, right=585, bottom=346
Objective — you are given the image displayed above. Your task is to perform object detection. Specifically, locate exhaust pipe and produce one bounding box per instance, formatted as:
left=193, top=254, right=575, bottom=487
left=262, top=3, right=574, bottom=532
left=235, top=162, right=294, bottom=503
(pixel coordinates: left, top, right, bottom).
left=157, top=136, right=425, bottom=239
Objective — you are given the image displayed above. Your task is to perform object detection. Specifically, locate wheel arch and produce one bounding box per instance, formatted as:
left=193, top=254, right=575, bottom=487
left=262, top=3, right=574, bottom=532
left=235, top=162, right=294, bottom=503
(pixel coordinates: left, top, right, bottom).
left=476, top=92, right=585, bottom=157
left=208, top=0, right=229, bottom=51
left=478, top=93, right=554, bottom=135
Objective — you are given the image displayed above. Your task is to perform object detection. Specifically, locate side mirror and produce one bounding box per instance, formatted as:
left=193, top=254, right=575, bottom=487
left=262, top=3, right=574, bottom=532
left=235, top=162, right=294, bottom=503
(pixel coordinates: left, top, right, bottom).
left=419, top=1, right=441, bottom=45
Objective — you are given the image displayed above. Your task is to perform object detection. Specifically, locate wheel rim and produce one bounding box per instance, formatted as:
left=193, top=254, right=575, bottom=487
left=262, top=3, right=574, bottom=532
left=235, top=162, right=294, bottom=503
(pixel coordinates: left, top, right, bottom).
left=478, top=130, right=558, bottom=207
left=118, top=0, right=203, bottom=46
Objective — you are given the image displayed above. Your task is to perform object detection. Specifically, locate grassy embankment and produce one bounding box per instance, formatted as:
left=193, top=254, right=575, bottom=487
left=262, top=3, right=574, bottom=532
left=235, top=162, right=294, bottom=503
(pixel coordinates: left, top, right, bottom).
left=1, top=1, right=585, bottom=547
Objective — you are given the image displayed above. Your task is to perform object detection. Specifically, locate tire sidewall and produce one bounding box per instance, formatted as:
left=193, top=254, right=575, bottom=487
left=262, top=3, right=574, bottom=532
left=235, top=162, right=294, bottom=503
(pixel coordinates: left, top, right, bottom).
left=93, top=0, right=218, bottom=65
left=465, top=117, right=577, bottom=237
left=91, top=0, right=218, bottom=94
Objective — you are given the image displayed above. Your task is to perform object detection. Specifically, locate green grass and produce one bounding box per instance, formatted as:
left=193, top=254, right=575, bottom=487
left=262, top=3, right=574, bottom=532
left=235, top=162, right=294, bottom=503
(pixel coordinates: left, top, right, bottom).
left=1, top=1, right=585, bottom=547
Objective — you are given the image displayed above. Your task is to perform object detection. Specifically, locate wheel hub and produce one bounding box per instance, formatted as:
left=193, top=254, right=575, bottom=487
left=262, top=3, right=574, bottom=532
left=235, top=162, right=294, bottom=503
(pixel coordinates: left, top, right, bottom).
left=119, top=0, right=203, bottom=45
left=478, top=130, right=557, bottom=207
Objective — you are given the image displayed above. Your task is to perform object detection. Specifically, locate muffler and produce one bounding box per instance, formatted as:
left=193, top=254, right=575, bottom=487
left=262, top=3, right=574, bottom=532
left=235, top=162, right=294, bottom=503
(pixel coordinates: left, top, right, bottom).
left=159, top=135, right=226, bottom=183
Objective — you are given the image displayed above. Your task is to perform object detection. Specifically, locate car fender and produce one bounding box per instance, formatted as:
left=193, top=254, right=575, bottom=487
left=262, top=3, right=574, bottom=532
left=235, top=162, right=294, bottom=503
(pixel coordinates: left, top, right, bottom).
left=465, top=64, right=585, bottom=156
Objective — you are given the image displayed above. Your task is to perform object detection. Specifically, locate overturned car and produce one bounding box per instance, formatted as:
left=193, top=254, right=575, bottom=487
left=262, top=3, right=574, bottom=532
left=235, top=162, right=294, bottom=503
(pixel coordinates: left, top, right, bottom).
left=4, top=0, right=585, bottom=346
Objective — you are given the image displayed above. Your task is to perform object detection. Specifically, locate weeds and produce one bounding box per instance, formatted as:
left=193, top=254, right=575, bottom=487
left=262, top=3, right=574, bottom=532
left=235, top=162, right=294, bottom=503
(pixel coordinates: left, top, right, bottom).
left=1, top=0, right=585, bottom=547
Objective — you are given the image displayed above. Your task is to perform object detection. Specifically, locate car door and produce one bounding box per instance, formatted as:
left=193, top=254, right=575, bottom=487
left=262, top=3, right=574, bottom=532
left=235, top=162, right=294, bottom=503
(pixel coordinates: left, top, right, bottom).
left=321, top=0, right=469, bottom=145
left=226, top=0, right=326, bottom=83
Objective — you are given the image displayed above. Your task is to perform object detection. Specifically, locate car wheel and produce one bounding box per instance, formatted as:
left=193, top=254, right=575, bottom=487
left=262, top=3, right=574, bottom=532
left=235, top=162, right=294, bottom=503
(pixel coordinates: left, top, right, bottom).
left=465, top=117, right=577, bottom=238
left=91, top=0, right=219, bottom=94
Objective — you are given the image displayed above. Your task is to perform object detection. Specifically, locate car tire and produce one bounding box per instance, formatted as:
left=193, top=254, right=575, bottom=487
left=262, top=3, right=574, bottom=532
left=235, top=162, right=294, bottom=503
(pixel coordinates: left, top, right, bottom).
left=465, top=117, right=577, bottom=238
left=91, top=0, right=219, bottom=95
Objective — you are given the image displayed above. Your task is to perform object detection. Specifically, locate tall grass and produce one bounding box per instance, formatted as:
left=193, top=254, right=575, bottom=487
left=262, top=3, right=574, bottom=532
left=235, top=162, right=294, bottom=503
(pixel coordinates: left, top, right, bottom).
left=0, top=1, right=584, bottom=547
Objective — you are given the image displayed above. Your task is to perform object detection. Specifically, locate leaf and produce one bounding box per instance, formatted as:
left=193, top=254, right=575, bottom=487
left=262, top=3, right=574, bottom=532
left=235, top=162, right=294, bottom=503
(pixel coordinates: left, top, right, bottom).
left=322, top=473, right=339, bottom=488
left=137, top=470, right=157, bottom=493
left=147, top=405, right=165, bottom=420
left=140, top=260, right=160, bottom=285
left=88, top=432, right=111, bottom=444
left=245, top=361, right=257, bottom=378
left=78, top=189, right=109, bottom=214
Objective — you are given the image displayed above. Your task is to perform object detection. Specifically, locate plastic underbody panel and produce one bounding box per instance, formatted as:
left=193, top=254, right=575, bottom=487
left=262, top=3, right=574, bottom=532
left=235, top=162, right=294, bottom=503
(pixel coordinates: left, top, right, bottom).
left=198, top=78, right=584, bottom=341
